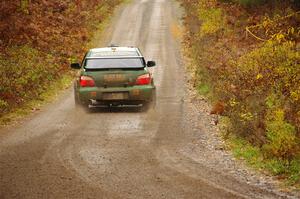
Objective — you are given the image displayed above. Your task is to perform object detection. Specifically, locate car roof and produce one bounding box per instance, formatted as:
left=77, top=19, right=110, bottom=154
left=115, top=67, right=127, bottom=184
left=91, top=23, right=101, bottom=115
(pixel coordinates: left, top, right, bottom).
left=87, top=47, right=143, bottom=58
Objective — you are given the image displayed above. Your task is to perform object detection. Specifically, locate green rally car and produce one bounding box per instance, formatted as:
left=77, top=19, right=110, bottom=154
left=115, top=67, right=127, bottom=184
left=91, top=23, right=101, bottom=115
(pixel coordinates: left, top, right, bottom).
left=70, top=46, right=156, bottom=110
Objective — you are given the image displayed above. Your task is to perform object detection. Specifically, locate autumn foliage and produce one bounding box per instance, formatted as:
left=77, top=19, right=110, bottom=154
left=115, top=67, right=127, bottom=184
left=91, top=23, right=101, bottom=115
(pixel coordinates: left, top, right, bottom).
left=0, top=0, right=122, bottom=115
left=181, top=0, right=300, bottom=170
left=0, top=0, right=120, bottom=51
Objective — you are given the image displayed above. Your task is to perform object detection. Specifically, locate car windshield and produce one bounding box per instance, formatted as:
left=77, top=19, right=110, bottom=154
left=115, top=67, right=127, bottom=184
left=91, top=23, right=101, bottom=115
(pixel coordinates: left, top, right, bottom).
left=84, top=58, right=145, bottom=69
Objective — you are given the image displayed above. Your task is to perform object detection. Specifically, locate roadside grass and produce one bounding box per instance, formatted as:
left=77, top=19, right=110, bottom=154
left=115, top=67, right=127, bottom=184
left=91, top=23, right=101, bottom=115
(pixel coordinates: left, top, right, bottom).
left=222, top=123, right=300, bottom=188
left=0, top=74, right=73, bottom=126
left=225, top=134, right=264, bottom=169
left=197, top=83, right=211, bottom=95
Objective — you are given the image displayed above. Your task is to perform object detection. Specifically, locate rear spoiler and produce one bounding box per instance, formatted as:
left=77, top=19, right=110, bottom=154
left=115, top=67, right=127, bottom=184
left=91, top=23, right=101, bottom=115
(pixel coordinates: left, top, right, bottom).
left=85, top=56, right=144, bottom=59
left=84, top=67, right=145, bottom=71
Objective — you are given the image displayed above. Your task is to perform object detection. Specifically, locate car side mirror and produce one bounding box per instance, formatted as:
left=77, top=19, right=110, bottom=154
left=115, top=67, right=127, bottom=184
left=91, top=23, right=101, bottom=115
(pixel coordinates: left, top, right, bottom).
left=70, top=63, right=81, bottom=69
left=147, top=61, right=156, bottom=67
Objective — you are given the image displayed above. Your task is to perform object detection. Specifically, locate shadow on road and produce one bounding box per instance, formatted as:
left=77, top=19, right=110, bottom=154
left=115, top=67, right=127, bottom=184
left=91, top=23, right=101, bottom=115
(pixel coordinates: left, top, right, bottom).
left=82, top=106, right=144, bottom=114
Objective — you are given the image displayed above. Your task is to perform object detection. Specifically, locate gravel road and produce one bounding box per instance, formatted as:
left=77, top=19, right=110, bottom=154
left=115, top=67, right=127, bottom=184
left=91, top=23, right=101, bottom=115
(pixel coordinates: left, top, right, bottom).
left=0, top=0, right=299, bottom=198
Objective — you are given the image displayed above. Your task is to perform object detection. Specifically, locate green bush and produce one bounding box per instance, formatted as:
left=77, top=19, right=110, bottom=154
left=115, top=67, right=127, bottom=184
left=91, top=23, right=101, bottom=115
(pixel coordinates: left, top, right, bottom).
left=288, top=158, right=300, bottom=184
left=222, top=41, right=300, bottom=143
left=263, top=110, right=299, bottom=161
left=264, top=158, right=286, bottom=175
left=0, top=45, right=59, bottom=115
left=0, top=100, right=8, bottom=111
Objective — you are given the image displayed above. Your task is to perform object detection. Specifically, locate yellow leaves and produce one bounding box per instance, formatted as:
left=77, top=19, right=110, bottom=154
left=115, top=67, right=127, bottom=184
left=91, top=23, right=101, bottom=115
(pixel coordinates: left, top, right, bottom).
left=274, top=109, right=285, bottom=121
left=287, top=27, right=295, bottom=35
left=273, top=33, right=286, bottom=43
left=229, top=98, right=239, bottom=107
left=20, top=0, right=30, bottom=14
left=0, top=100, right=8, bottom=110
left=290, top=91, right=299, bottom=101
left=246, top=11, right=300, bottom=42
left=256, top=73, right=263, bottom=80
left=262, top=17, right=272, bottom=29
left=240, top=112, right=253, bottom=122
left=198, top=8, right=225, bottom=36
left=264, top=109, right=298, bottom=161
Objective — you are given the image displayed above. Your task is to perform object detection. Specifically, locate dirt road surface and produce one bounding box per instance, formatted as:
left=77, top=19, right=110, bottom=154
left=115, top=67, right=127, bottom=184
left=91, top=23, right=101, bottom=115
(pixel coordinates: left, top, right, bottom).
left=0, top=0, right=298, bottom=198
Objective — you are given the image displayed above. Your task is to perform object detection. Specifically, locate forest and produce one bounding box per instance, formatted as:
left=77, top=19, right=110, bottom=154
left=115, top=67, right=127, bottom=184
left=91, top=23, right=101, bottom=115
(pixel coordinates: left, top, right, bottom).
left=0, top=0, right=121, bottom=119
left=181, top=0, right=300, bottom=186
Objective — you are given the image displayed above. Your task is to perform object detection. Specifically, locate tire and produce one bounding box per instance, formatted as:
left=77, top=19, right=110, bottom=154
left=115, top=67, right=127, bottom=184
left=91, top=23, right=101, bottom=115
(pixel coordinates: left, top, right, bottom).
left=74, top=94, right=80, bottom=107
left=140, top=102, right=150, bottom=112
left=140, top=91, right=156, bottom=112
left=74, top=91, right=90, bottom=112
left=151, top=90, right=157, bottom=109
